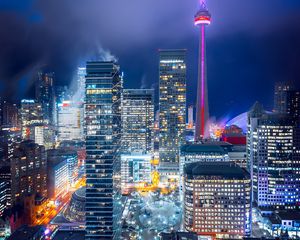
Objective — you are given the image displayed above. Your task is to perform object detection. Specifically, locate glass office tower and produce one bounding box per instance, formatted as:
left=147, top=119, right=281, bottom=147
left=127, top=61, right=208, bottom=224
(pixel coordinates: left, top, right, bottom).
left=248, top=102, right=300, bottom=209
left=85, top=61, right=122, bottom=240
left=121, top=89, right=154, bottom=154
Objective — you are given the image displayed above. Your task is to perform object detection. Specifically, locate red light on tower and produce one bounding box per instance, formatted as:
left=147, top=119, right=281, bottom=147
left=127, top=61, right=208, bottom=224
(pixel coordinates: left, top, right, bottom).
left=194, top=0, right=211, bottom=141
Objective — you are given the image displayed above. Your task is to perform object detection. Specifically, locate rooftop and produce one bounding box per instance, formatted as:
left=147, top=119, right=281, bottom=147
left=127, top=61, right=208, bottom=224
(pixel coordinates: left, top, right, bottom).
left=7, top=225, right=45, bottom=240
left=52, top=230, right=85, bottom=240
left=180, top=144, right=226, bottom=154
left=184, top=161, right=250, bottom=180
left=277, top=210, right=300, bottom=221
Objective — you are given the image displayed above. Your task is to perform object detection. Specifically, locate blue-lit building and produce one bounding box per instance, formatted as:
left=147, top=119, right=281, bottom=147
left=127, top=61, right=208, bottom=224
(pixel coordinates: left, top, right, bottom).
left=85, top=61, right=122, bottom=239
left=47, top=150, right=69, bottom=200
left=48, top=149, right=78, bottom=186
left=248, top=102, right=300, bottom=209
left=121, top=89, right=154, bottom=154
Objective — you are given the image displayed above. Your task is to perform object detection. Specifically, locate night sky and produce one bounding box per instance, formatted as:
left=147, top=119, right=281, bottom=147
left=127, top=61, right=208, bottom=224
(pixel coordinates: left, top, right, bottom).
left=1, top=0, right=300, bottom=120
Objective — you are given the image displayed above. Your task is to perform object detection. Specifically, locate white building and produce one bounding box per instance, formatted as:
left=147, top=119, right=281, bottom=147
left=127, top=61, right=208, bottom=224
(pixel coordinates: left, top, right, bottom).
left=121, top=154, right=152, bottom=193
left=57, top=101, right=83, bottom=141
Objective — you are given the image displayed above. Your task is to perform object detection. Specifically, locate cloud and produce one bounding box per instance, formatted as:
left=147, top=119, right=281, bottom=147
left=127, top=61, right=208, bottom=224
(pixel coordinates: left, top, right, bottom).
left=0, top=0, right=300, bottom=116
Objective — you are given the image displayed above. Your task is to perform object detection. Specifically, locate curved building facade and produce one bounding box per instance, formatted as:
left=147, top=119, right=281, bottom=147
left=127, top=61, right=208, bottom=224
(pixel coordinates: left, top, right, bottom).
left=184, top=161, right=251, bottom=239
left=64, top=187, right=85, bottom=223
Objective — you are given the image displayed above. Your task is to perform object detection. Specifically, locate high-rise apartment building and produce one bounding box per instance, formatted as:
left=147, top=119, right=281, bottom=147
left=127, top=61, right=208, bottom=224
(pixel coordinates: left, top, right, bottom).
left=85, top=61, right=122, bottom=239
left=248, top=102, right=300, bottom=208
left=121, top=89, right=154, bottom=154
left=20, top=99, right=44, bottom=140
left=184, top=161, right=251, bottom=239
left=10, top=140, right=47, bottom=205
left=159, top=50, right=186, bottom=175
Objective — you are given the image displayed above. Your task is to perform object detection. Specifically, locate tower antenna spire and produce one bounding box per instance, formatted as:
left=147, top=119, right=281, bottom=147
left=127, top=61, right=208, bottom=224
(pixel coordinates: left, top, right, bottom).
left=194, top=0, right=211, bottom=141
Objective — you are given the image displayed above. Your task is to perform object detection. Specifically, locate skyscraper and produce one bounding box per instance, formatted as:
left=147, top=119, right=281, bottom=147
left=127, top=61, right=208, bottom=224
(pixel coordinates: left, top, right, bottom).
left=274, top=82, right=293, bottom=114
left=194, top=0, right=211, bottom=141
left=121, top=89, right=154, bottom=154
left=184, top=161, right=252, bottom=239
left=274, top=82, right=300, bottom=121
left=35, top=72, right=55, bottom=125
left=85, top=61, right=122, bottom=240
left=159, top=50, right=186, bottom=176
left=248, top=103, right=300, bottom=208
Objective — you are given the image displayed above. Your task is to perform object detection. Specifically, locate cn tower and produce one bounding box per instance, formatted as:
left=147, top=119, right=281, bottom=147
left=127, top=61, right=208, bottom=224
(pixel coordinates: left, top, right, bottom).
left=194, top=0, right=211, bottom=141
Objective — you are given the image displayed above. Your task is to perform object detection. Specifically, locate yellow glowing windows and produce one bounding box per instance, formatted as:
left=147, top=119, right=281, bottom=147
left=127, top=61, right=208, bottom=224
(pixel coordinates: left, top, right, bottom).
left=86, top=89, right=112, bottom=94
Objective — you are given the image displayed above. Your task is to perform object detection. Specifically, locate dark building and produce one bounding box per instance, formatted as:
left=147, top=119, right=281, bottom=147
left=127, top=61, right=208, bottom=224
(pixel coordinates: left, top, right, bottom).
left=7, top=225, right=46, bottom=240
left=160, top=231, right=198, bottom=240
left=1, top=101, right=19, bottom=128
left=85, top=61, right=122, bottom=239
left=35, top=72, right=55, bottom=125
left=52, top=230, right=85, bottom=240
left=10, top=140, right=47, bottom=205
left=0, top=128, right=22, bottom=165
left=0, top=97, right=2, bottom=126
left=274, top=82, right=300, bottom=121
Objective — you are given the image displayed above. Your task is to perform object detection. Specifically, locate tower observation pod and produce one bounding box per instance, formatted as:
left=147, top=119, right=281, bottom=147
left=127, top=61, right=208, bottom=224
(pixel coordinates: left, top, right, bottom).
left=194, top=0, right=211, bottom=141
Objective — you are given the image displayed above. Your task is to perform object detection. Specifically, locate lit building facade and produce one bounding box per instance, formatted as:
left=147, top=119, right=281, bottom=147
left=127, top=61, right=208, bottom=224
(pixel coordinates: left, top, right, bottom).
left=20, top=99, right=44, bottom=140
left=121, top=154, right=152, bottom=193
left=159, top=49, right=186, bottom=175
left=0, top=179, right=9, bottom=217
left=77, top=67, right=86, bottom=102
left=10, top=140, right=47, bottom=205
left=47, top=153, right=69, bottom=200
left=0, top=166, right=11, bottom=210
left=248, top=102, right=300, bottom=208
left=85, top=61, right=122, bottom=239
left=57, top=100, right=83, bottom=141
left=47, top=149, right=78, bottom=187
left=184, top=161, right=252, bottom=239
left=121, top=89, right=154, bottom=154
